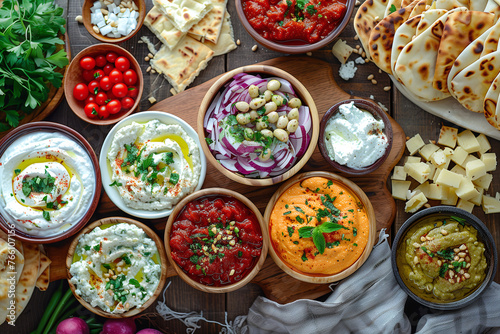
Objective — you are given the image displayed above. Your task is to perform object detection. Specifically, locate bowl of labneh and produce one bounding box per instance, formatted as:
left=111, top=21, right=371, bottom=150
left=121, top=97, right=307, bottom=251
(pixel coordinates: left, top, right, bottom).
left=66, top=217, right=168, bottom=317
left=235, top=0, right=355, bottom=53
left=319, top=99, right=393, bottom=176
left=198, top=65, right=319, bottom=186
left=392, top=206, right=497, bottom=310
left=100, top=111, right=207, bottom=219
left=165, top=188, right=268, bottom=293
left=264, top=171, right=377, bottom=283
left=0, top=122, right=101, bottom=243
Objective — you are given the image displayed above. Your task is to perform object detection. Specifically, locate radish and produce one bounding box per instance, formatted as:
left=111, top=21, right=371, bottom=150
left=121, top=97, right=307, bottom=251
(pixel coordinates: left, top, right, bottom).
left=56, top=317, right=89, bottom=334
left=100, top=318, right=136, bottom=334
left=136, top=329, right=163, bottom=334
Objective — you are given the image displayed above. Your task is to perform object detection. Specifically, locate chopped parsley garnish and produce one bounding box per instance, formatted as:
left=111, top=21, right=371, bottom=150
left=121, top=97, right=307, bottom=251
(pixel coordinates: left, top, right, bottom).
left=42, top=210, right=50, bottom=221
left=296, top=216, right=304, bottom=224
left=163, top=152, right=174, bottom=164
left=450, top=216, right=466, bottom=226
left=109, top=181, right=122, bottom=187
left=14, top=169, right=21, bottom=175
left=301, top=251, right=308, bottom=262
left=122, top=255, right=131, bottom=265
left=129, top=278, right=140, bottom=288
left=294, top=206, right=305, bottom=214
left=283, top=211, right=292, bottom=215
left=205, top=137, right=213, bottom=145
left=439, top=265, right=447, bottom=278
left=190, top=255, right=199, bottom=264
left=306, top=4, right=317, bottom=15
left=287, top=226, right=294, bottom=237
left=353, top=227, right=357, bottom=236
left=436, top=249, right=454, bottom=261
left=103, top=264, right=111, bottom=269
left=22, top=169, right=55, bottom=197
left=170, top=172, right=180, bottom=185
left=93, top=244, right=100, bottom=252
left=237, top=251, right=243, bottom=258
left=84, top=245, right=91, bottom=251
left=327, top=180, right=333, bottom=187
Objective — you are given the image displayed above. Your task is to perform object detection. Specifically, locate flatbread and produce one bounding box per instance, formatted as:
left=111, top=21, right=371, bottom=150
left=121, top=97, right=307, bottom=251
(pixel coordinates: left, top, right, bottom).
left=151, top=36, right=215, bottom=93
left=145, top=6, right=186, bottom=50
left=369, top=0, right=421, bottom=74
left=481, top=19, right=500, bottom=56
left=392, top=15, right=422, bottom=80
left=394, top=7, right=467, bottom=101
left=354, top=0, right=391, bottom=59
left=202, top=12, right=236, bottom=56
left=188, top=0, right=226, bottom=44
left=450, top=50, right=500, bottom=112
left=384, top=0, right=403, bottom=17
left=414, top=8, right=448, bottom=36
left=153, top=0, right=213, bottom=33
left=408, top=0, right=432, bottom=17
left=470, top=0, right=488, bottom=11
left=14, top=243, right=39, bottom=323
left=432, top=11, right=495, bottom=92
left=435, top=0, right=471, bottom=9
left=36, top=252, right=51, bottom=292
left=483, top=71, right=500, bottom=128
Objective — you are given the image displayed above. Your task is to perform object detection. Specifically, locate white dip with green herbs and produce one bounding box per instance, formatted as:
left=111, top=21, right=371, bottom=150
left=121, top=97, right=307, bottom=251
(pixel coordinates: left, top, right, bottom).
left=324, top=102, right=388, bottom=169
left=69, top=223, right=161, bottom=314
left=107, top=120, right=201, bottom=210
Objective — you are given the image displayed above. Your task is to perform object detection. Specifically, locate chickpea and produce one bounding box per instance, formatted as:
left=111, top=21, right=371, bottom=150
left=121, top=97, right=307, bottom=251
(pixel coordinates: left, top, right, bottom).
left=256, top=120, right=268, bottom=131
left=248, top=85, right=260, bottom=98
left=259, top=148, right=272, bottom=161
left=249, top=98, right=266, bottom=110
left=272, top=95, right=285, bottom=107
left=288, top=97, right=302, bottom=108
left=288, top=108, right=299, bottom=120
left=277, top=115, right=289, bottom=129
left=236, top=113, right=251, bottom=125
left=235, top=101, right=250, bottom=112
left=263, top=90, right=273, bottom=102
left=249, top=110, right=259, bottom=121
left=260, top=129, right=273, bottom=138
left=274, top=129, right=289, bottom=142
left=264, top=102, right=278, bottom=114
left=267, top=111, right=279, bottom=124
left=287, top=119, right=299, bottom=133
left=267, top=79, right=281, bottom=91
left=244, top=128, right=254, bottom=141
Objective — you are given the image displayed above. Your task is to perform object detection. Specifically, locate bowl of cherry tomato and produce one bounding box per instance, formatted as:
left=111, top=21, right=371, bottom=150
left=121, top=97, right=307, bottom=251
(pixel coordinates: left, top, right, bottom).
left=64, top=43, right=144, bottom=125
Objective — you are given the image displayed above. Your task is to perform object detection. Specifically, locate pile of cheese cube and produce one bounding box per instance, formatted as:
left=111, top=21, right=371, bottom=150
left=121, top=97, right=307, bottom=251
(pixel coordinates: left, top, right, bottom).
left=392, top=126, right=500, bottom=214
left=90, top=0, right=139, bottom=38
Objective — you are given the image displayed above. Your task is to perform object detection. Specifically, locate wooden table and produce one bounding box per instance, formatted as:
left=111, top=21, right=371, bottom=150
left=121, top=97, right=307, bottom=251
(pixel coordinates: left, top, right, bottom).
left=3, top=0, right=500, bottom=333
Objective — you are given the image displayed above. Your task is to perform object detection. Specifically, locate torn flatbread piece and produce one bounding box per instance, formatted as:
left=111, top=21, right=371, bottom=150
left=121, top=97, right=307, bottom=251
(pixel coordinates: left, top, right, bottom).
left=145, top=6, right=186, bottom=50
left=36, top=252, right=50, bottom=291
left=188, top=0, right=226, bottom=44
left=483, top=71, right=500, bottom=129
left=153, top=0, right=213, bottom=33
left=202, top=12, right=236, bottom=56
left=151, top=36, right=214, bottom=93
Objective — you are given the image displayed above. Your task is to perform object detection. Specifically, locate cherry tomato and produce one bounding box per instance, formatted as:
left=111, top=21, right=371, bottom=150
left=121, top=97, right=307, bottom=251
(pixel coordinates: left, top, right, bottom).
left=95, top=92, right=108, bottom=105
left=121, top=97, right=135, bottom=110
left=114, top=57, right=130, bottom=72
left=127, top=86, right=138, bottom=99
left=88, top=80, right=100, bottom=95
left=98, top=105, right=110, bottom=119
left=73, top=83, right=89, bottom=101
left=106, top=52, right=118, bottom=63
left=112, top=83, right=128, bottom=98
left=84, top=95, right=96, bottom=105
left=109, top=69, right=123, bottom=84
left=80, top=57, right=96, bottom=70
left=106, top=91, right=117, bottom=100
left=95, top=55, right=107, bottom=67
left=93, top=69, right=105, bottom=81
left=100, top=76, right=112, bottom=91
left=123, top=69, right=138, bottom=86
left=103, top=64, right=114, bottom=76
left=84, top=102, right=99, bottom=119
left=82, top=69, right=95, bottom=83
left=107, top=99, right=122, bottom=114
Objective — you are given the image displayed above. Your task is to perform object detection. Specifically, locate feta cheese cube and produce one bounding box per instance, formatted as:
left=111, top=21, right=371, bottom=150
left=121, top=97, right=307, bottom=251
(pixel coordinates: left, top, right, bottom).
left=472, top=173, right=493, bottom=190
left=457, top=130, right=480, bottom=153
left=392, top=180, right=411, bottom=201
left=391, top=166, right=407, bottom=181
left=476, top=133, right=491, bottom=154
left=406, top=134, right=425, bottom=155
left=419, top=142, right=440, bottom=161
left=456, top=199, right=474, bottom=213
left=451, top=146, right=468, bottom=166
left=435, top=169, right=462, bottom=188
left=99, top=24, right=113, bottom=36
left=481, top=153, right=497, bottom=172
left=455, top=178, right=479, bottom=201
left=465, top=159, right=487, bottom=180
left=405, top=162, right=431, bottom=184
left=405, top=193, right=428, bottom=213
left=438, top=126, right=458, bottom=148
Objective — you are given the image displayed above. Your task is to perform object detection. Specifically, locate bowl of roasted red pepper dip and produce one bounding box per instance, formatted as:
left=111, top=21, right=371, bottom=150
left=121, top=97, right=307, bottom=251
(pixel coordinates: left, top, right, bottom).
left=165, top=188, right=268, bottom=292
left=236, top=0, right=354, bottom=53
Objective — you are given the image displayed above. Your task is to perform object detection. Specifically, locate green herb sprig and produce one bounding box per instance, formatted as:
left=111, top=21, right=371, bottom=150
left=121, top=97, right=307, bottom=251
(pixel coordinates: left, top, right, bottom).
left=298, top=221, right=347, bottom=254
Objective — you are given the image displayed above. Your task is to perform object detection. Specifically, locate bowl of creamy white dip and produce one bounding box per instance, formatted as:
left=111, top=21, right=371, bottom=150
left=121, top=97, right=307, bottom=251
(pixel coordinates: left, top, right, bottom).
left=0, top=122, right=101, bottom=243
left=318, top=99, right=393, bottom=176
left=100, top=111, right=207, bottom=219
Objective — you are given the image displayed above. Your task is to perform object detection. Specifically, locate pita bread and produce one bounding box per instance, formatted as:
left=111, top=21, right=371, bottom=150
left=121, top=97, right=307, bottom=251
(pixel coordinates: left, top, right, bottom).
left=392, top=15, right=422, bottom=80
left=394, top=8, right=467, bottom=101
left=354, top=0, right=390, bottom=59
left=145, top=6, right=186, bottom=50
left=202, top=12, right=236, bottom=56
left=188, top=0, right=226, bottom=44
left=470, top=0, right=488, bottom=11
left=369, top=0, right=421, bottom=74
left=481, top=19, right=500, bottom=56
left=485, top=0, right=500, bottom=18
left=450, top=50, right=500, bottom=112
left=151, top=36, right=214, bottom=93
left=153, top=0, right=213, bottom=33
left=384, top=0, right=403, bottom=17
left=414, top=8, right=448, bottom=36
left=435, top=0, right=470, bottom=9
left=408, top=0, right=433, bottom=17
left=14, top=243, right=39, bottom=323
left=36, top=252, right=51, bottom=291
left=432, top=11, right=495, bottom=92
left=483, top=71, right=500, bottom=128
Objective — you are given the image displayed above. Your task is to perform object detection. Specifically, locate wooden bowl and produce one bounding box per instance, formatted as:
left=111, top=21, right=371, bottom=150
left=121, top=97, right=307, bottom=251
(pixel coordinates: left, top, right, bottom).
left=235, top=0, right=355, bottom=54
left=197, top=65, right=319, bottom=186
left=82, top=0, right=146, bottom=44
left=63, top=43, right=144, bottom=125
left=164, top=188, right=269, bottom=293
left=0, top=122, right=101, bottom=244
left=264, top=171, right=377, bottom=283
left=66, top=217, right=168, bottom=318
left=318, top=99, right=393, bottom=176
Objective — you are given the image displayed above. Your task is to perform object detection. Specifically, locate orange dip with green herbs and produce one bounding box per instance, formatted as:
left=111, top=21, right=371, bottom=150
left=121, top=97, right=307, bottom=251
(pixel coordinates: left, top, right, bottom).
left=269, top=177, right=369, bottom=275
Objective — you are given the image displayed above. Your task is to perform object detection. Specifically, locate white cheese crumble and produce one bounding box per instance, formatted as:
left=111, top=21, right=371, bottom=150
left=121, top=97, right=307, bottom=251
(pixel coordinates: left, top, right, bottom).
left=339, top=61, right=357, bottom=81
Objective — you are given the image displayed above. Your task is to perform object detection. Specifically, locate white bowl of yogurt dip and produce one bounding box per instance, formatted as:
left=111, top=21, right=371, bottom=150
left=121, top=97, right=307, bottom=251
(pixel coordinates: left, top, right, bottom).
left=100, top=111, right=207, bottom=219
left=0, top=122, right=101, bottom=243
left=318, top=99, right=393, bottom=176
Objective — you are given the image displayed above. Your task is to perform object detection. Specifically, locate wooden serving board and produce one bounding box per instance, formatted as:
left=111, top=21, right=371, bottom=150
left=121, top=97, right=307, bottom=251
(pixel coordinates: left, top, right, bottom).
left=46, top=56, right=405, bottom=303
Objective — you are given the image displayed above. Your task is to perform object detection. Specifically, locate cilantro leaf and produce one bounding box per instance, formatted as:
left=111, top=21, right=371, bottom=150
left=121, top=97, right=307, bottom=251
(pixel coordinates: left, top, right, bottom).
left=389, top=4, right=397, bottom=13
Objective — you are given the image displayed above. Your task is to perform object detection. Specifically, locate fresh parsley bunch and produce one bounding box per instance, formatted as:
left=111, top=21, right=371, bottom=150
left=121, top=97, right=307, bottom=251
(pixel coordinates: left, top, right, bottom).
left=0, top=0, right=69, bottom=131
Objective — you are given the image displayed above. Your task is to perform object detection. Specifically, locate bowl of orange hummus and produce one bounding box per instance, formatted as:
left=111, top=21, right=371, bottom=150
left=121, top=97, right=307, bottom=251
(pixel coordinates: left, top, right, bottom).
left=264, top=171, right=377, bottom=283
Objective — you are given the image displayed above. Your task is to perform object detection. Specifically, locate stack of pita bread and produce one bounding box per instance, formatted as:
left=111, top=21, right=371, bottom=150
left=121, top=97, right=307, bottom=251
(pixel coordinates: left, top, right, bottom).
left=144, top=0, right=237, bottom=93
left=354, top=0, right=500, bottom=130
left=0, top=231, right=50, bottom=325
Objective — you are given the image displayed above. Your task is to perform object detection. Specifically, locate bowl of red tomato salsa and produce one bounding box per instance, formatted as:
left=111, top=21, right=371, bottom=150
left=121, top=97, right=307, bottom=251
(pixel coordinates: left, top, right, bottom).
left=165, top=188, right=268, bottom=292
left=236, top=0, right=354, bottom=53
